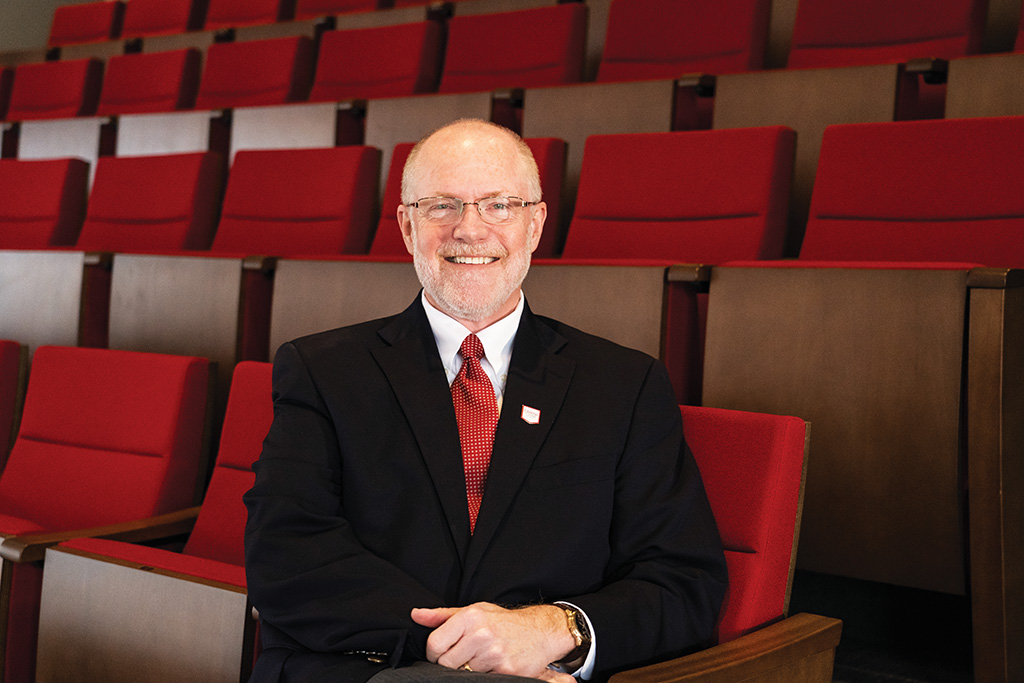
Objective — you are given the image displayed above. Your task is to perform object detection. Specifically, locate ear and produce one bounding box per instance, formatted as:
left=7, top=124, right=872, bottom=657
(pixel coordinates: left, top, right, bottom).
left=528, top=201, right=547, bottom=254
left=397, top=203, right=415, bottom=256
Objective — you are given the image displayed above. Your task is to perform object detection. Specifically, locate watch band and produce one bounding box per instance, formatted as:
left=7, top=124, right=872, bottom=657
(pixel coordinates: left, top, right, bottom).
left=555, top=605, right=591, bottom=668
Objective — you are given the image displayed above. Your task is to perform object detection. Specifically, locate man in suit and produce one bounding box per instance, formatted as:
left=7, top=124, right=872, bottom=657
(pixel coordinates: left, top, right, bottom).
left=244, top=119, right=727, bottom=683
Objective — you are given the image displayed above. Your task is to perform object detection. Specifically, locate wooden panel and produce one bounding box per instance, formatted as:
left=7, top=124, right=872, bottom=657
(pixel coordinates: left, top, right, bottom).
left=365, top=91, right=494, bottom=198
left=234, top=18, right=319, bottom=41
left=523, top=263, right=665, bottom=360
left=966, top=272, right=1024, bottom=683
left=521, top=80, right=675, bottom=234
left=140, top=31, right=216, bottom=54
left=58, top=40, right=127, bottom=62
left=702, top=266, right=968, bottom=594
left=115, top=111, right=213, bottom=157
left=331, top=5, right=429, bottom=30
left=17, top=118, right=104, bottom=186
left=946, top=53, right=1024, bottom=120
left=0, top=250, right=85, bottom=352
left=36, top=548, right=250, bottom=683
left=713, top=64, right=898, bottom=254
left=269, top=259, right=421, bottom=356
left=229, top=102, right=337, bottom=159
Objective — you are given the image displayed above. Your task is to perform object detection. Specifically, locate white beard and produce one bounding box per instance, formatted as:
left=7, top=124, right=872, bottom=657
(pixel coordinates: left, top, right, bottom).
left=413, top=240, right=531, bottom=323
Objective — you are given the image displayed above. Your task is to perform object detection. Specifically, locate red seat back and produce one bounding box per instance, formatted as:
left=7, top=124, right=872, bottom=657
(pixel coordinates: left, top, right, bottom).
left=48, top=1, right=124, bottom=47
left=563, top=127, right=794, bottom=262
left=0, top=158, right=88, bottom=249
left=122, top=0, right=206, bottom=38
left=439, top=4, right=586, bottom=93
left=75, top=152, right=225, bottom=253
left=296, top=0, right=382, bottom=19
left=680, top=405, right=807, bottom=643
left=211, top=146, right=380, bottom=256
left=787, top=0, right=986, bottom=68
left=0, top=346, right=210, bottom=531
left=310, top=21, right=443, bottom=101
left=97, top=48, right=201, bottom=116
left=196, top=36, right=314, bottom=110
left=598, top=0, right=770, bottom=81
left=799, top=116, right=1024, bottom=267
left=205, top=0, right=295, bottom=30
left=185, top=361, right=273, bottom=565
left=6, top=59, right=104, bottom=121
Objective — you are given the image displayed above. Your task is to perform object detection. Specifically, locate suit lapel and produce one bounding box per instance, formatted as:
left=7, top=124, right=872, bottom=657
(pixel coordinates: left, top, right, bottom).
left=463, top=306, right=575, bottom=583
left=372, top=299, right=473, bottom=560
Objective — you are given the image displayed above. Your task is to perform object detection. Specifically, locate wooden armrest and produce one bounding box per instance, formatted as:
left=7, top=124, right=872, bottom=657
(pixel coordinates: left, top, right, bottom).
left=675, top=73, right=716, bottom=97
left=608, top=613, right=842, bottom=683
left=667, top=264, right=712, bottom=283
left=0, top=506, right=201, bottom=563
left=967, top=266, right=1024, bottom=289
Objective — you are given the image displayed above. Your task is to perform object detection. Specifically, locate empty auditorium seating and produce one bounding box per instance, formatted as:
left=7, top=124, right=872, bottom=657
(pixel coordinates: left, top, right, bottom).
left=597, top=0, right=771, bottom=81
left=75, top=152, right=225, bottom=253
left=0, top=345, right=211, bottom=683
left=609, top=406, right=841, bottom=683
left=0, top=340, right=25, bottom=472
left=4, top=58, right=104, bottom=121
left=47, top=1, right=124, bottom=47
left=787, top=0, right=986, bottom=68
left=562, top=127, right=795, bottom=262
left=309, top=21, right=443, bottom=101
left=438, top=4, right=587, bottom=93
left=195, top=36, right=314, bottom=110
left=35, top=361, right=273, bottom=683
left=121, top=0, right=208, bottom=38
left=295, top=0, right=384, bottom=19
left=212, top=146, right=380, bottom=256
left=204, top=0, right=296, bottom=30
left=96, top=48, right=202, bottom=116
left=0, top=157, right=89, bottom=249
left=370, top=137, right=566, bottom=258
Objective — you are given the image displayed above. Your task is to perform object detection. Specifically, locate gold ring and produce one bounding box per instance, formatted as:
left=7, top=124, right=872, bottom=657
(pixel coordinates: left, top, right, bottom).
left=460, top=664, right=474, bottom=672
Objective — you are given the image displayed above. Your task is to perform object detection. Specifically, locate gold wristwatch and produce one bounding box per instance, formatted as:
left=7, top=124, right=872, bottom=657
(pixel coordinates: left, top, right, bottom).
left=555, top=605, right=592, bottom=668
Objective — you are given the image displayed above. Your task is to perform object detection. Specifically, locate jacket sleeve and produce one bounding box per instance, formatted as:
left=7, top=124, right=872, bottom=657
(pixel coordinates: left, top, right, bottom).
left=244, top=341, right=441, bottom=663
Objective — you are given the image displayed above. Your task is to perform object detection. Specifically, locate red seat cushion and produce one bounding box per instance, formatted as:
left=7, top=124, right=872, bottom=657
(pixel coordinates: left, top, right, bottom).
left=6, top=59, right=104, bottom=121
left=212, top=146, right=380, bottom=256
left=196, top=36, right=314, bottom=110
left=439, top=4, right=586, bottom=93
left=204, top=0, right=295, bottom=30
left=310, top=21, right=442, bottom=101
left=563, top=127, right=794, bottom=262
left=799, top=116, right=1024, bottom=267
left=97, top=48, right=201, bottom=116
left=122, top=0, right=205, bottom=38
left=75, top=152, right=225, bottom=253
left=295, top=0, right=380, bottom=20
left=48, top=1, right=124, bottom=47
left=0, top=158, right=88, bottom=249
left=598, top=0, right=770, bottom=81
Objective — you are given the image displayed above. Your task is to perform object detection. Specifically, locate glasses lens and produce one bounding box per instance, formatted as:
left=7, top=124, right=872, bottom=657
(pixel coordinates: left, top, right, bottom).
left=417, top=198, right=463, bottom=223
left=478, top=197, right=520, bottom=224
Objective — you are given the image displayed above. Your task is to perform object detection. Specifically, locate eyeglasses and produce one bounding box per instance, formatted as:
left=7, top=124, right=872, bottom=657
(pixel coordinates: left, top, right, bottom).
left=407, top=196, right=537, bottom=226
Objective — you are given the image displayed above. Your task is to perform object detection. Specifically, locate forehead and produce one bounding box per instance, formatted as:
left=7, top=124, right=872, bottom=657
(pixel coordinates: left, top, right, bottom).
left=410, top=127, right=528, bottom=197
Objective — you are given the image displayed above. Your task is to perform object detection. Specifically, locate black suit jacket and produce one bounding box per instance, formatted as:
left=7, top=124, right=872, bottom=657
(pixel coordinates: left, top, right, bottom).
left=244, top=298, right=727, bottom=683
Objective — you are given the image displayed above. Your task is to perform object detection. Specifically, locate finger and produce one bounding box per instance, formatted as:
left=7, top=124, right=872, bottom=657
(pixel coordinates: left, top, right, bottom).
left=423, top=612, right=468, bottom=664
left=535, top=668, right=577, bottom=683
left=411, top=607, right=459, bottom=628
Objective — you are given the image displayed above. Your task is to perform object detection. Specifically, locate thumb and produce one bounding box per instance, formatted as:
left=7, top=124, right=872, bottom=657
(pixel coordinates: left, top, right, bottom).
left=411, top=606, right=459, bottom=628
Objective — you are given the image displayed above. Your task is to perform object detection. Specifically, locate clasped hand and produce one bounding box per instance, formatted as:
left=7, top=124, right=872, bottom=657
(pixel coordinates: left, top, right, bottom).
left=411, top=603, right=577, bottom=682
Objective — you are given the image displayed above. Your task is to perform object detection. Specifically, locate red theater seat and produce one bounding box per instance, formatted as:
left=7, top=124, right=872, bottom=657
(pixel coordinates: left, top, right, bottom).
left=96, top=48, right=202, bottom=116
left=204, top=0, right=296, bottom=30
left=75, top=152, right=225, bottom=253
left=562, top=127, right=794, bottom=262
left=598, top=0, right=770, bottom=81
left=798, top=116, right=1024, bottom=266
left=121, top=0, right=207, bottom=38
left=5, top=58, right=104, bottom=121
left=196, top=36, right=314, bottom=110
left=211, top=146, right=380, bottom=256
left=48, top=1, right=125, bottom=47
left=439, top=4, right=587, bottom=93
left=310, top=22, right=443, bottom=101
left=0, top=158, right=89, bottom=250
left=0, top=346, right=211, bottom=683
left=295, top=0, right=382, bottom=19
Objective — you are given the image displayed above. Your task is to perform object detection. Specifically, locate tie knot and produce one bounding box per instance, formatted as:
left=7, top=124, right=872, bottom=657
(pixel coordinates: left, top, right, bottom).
left=459, top=334, right=485, bottom=362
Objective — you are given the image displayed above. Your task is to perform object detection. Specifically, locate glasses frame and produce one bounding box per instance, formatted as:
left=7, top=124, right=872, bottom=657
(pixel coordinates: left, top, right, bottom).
left=406, top=196, right=539, bottom=226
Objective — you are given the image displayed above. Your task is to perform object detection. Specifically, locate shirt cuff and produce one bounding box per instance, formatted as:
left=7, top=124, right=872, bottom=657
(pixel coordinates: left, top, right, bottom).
left=553, top=601, right=596, bottom=680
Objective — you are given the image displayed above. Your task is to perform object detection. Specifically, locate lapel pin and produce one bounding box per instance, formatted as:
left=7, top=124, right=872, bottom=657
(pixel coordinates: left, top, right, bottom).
left=521, top=405, right=541, bottom=425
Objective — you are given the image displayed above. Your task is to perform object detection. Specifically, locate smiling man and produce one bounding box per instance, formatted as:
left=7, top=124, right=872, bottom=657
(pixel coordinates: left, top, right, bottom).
left=244, top=119, right=727, bottom=683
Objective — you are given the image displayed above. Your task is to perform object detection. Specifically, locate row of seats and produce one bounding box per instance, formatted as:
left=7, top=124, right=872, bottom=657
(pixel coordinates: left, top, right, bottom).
left=0, top=343, right=834, bottom=683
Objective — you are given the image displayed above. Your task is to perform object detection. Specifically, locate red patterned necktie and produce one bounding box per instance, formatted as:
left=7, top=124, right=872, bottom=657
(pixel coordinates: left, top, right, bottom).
left=451, top=334, right=499, bottom=533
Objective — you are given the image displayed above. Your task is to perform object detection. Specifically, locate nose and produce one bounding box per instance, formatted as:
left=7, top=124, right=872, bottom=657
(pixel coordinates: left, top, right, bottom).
left=452, top=203, right=490, bottom=242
